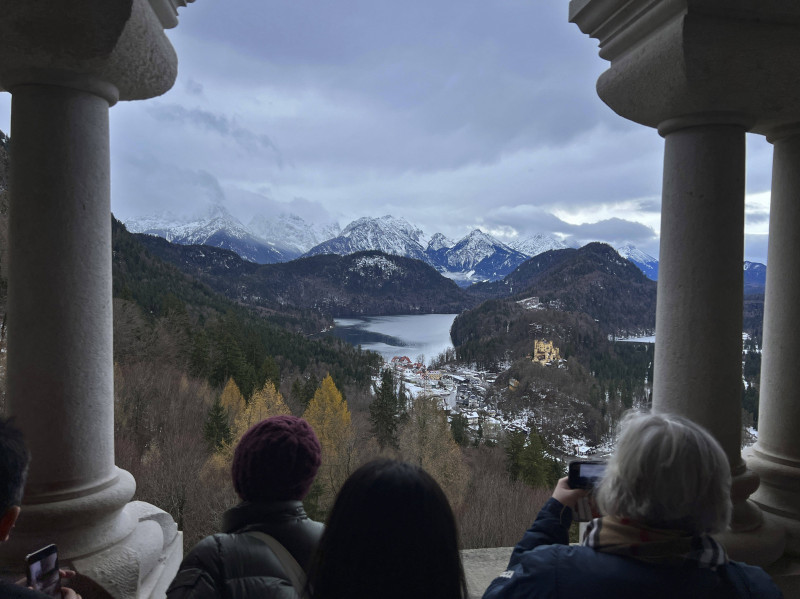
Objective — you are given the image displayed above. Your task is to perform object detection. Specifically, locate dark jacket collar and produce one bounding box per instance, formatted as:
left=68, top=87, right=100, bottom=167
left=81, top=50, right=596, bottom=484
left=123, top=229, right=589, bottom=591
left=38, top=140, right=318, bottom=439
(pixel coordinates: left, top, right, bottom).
left=222, top=500, right=308, bottom=533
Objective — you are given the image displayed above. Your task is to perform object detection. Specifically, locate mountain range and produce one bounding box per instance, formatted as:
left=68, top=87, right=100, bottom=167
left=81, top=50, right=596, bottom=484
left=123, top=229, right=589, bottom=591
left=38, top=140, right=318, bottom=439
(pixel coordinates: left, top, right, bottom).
left=125, top=210, right=661, bottom=286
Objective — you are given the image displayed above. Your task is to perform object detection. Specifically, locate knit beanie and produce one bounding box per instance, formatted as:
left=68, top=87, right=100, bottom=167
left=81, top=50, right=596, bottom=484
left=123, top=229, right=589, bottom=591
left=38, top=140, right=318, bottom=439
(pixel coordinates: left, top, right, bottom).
left=231, top=415, right=322, bottom=502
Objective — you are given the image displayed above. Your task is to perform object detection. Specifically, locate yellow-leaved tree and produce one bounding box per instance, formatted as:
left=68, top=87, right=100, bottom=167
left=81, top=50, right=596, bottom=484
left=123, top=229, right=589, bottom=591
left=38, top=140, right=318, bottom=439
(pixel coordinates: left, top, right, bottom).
left=302, top=375, right=355, bottom=511
left=398, top=394, right=469, bottom=511
left=234, top=381, right=291, bottom=435
left=207, top=380, right=290, bottom=471
left=219, top=377, right=246, bottom=422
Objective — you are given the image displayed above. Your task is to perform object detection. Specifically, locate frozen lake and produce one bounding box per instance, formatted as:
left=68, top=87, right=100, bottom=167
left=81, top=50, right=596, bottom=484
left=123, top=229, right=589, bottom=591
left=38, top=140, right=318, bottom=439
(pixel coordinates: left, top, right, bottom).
left=330, top=314, right=459, bottom=365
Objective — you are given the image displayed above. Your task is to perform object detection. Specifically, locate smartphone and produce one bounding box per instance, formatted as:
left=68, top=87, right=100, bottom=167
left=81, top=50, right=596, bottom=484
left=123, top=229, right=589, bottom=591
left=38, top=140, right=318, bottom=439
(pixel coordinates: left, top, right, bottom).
left=26, top=544, right=60, bottom=598
left=568, top=459, right=607, bottom=489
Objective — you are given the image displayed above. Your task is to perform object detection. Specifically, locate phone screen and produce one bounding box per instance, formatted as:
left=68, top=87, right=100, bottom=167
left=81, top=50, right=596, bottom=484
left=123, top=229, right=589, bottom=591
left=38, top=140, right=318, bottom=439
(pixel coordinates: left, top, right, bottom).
left=568, top=460, right=607, bottom=489
left=579, top=462, right=606, bottom=482
left=26, top=544, right=60, bottom=598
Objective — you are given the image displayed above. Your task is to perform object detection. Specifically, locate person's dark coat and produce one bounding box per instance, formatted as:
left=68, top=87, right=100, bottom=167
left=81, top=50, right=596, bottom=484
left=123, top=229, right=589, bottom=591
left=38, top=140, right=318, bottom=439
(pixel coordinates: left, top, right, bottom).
left=0, top=579, right=51, bottom=599
left=166, top=500, right=323, bottom=599
left=482, top=498, right=782, bottom=599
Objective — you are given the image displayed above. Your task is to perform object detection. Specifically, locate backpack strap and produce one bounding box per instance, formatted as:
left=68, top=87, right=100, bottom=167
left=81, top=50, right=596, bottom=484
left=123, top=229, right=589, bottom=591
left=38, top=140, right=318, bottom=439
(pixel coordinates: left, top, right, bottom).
left=244, top=531, right=307, bottom=597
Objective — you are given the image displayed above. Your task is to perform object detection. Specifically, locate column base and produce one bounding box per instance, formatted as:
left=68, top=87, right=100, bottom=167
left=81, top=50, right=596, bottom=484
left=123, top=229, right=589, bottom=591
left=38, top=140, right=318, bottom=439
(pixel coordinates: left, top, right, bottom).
left=0, top=469, right=181, bottom=598
left=716, top=507, right=786, bottom=566
left=746, top=444, right=800, bottom=557
left=72, top=502, right=182, bottom=599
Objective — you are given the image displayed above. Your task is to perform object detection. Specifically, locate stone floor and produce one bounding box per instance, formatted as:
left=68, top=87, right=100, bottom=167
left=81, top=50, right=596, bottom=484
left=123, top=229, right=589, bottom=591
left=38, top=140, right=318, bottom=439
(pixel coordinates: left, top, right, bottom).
left=461, top=547, right=511, bottom=599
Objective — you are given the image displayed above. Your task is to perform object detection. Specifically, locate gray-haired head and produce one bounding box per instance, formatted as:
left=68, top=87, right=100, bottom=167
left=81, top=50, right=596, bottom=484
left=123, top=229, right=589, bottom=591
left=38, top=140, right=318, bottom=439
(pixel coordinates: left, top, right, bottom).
left=595, top=411, right=732, bottom=534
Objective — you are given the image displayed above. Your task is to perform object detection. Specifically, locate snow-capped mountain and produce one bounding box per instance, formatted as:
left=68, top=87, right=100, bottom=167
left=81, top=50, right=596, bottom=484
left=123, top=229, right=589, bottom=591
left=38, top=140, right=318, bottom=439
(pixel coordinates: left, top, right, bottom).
left=248, top=213, right=339, bottom=256
left=426, top=232, right=454, bottom=252
left=304, top=216, right=429, bottom=262
left=443, top=230, right=513, bottom=270
left=424, top=232, right=454, bottom=265
left=743, top=261, right=767, bottom=293
left=437, top=229, right=529, bottom=286
left=125, top=205, right=291, bottom=264
left=616, top=244, right=659, bottom=281
left=304, top=221, right=527, bottom=286
left=510, top=234, right=569, bottom=257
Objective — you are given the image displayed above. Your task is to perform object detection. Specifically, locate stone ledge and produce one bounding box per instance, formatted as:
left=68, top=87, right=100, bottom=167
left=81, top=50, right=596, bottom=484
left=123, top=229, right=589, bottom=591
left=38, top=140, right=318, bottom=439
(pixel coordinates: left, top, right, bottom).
left=461, top=547, right=510, bottom=599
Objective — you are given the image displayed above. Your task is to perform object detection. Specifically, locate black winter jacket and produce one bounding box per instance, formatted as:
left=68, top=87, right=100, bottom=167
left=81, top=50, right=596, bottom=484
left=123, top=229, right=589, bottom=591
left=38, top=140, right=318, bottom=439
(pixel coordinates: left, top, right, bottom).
left=166, top=500, right=323, bottom=599
left=483, top=498, right=782, bottom=599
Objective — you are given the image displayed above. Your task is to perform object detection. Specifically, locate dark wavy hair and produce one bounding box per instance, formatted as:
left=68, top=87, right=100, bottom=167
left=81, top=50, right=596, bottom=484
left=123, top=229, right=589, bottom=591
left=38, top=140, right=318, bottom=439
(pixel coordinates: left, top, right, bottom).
left=307, top=459, right=467, bottom=599
left=0, top=417, right=30, bottom=514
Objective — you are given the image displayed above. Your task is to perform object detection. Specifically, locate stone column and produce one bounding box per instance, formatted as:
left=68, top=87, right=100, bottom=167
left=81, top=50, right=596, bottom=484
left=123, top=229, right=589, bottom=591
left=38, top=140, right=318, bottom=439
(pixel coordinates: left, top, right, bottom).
left=746, top=126, right=800, bottom=559
left=653, top=115, right=748, bottom=461
left=568, top=0, right=795, bottom=569
left=5, top=82, right=131, bottom=556
left=650, top=114, right=783, bottom=563
left=0, top=1, right=189, bottom=596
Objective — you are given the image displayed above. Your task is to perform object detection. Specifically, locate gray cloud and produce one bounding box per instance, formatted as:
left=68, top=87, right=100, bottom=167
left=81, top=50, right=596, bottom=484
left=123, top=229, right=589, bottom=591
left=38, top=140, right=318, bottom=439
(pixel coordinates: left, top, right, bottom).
left=112, top=153, right=226, bottom=220
left=146, top=104, right=284, bottom=166
left=185, top=78, right=204, bottom=96
left=96, top=0, right=775, bottom=263
left=745, top=234, right=769, bottom=265
left=562, top=218, right=659, bottom=248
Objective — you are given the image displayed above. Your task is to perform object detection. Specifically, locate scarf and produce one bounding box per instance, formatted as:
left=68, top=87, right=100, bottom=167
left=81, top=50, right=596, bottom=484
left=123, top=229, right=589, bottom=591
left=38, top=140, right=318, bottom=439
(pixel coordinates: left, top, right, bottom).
left=583, top=516, right=728, bottom=570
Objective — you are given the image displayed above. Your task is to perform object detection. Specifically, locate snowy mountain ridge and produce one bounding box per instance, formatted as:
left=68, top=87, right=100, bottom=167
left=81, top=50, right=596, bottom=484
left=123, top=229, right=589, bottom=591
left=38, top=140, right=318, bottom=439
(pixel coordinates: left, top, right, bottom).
left=124, top=210, right=669, bottom=283
left=510, top=233, right=570, bottom=257
left=616, top=243, right=659, bottom=281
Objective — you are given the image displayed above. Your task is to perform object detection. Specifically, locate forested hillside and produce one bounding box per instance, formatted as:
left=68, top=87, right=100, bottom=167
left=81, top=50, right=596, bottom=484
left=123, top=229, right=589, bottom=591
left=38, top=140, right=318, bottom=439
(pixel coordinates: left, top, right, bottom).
left=111, top=220, right=547, bottom=550
left=467, top=243, right=657, bottom=335
left=135, top=232, right=473, bottom=316
left=113, top=218, right=382, bottom=397
left=448, top=244, right=657, bottom=455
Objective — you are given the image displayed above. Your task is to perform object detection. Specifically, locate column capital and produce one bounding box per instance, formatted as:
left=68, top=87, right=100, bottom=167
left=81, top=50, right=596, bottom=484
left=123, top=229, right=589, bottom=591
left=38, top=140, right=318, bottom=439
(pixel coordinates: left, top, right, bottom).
left=569, top=0, right=800, bottom=133
left=0, top=0, right=185, bottom=103
left=657, top=112, right=756, bottom=137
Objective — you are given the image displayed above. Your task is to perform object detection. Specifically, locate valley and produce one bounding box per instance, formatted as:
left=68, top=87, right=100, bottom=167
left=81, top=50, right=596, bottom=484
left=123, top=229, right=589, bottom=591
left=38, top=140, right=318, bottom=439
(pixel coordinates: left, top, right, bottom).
left=0, top=136, right=766, bottom=552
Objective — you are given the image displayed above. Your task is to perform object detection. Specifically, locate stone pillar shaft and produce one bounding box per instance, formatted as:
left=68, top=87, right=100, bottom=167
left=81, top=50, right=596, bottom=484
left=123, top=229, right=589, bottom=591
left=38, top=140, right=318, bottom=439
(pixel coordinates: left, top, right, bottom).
left=748, top=128, right=800, bottom=557
left=2, top=84, right=137, bottom=563
left=8, top=84, right=115, bottom=493
left=652, top=118, right=746, bottom=463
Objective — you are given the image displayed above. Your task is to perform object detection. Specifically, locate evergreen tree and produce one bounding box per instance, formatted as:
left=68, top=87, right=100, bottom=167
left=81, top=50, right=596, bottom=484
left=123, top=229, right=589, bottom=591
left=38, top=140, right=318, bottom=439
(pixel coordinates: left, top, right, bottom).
left=259, top=356, right=281, bottom=390
left=203, top=397, right=231, bottom=451
left=302, top=373, right=320, bottom=408
left=290, top=378, right=305, bottom=407
left=450, top=413, right=469, bottom=447
left=189, top=331, right=210, bottom=379
left=505, top=429, right=561, bottom=489
left=370, top=368, right=401, bottom=450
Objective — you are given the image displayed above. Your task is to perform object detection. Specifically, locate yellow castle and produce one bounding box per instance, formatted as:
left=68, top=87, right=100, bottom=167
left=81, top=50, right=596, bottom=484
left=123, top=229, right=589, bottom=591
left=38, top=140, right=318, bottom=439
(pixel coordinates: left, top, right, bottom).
left=532, top=339, right=560, bottom=364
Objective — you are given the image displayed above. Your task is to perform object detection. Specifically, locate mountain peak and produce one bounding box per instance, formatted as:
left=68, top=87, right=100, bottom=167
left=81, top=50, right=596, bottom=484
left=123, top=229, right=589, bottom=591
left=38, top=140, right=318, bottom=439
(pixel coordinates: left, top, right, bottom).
left=510, top=233, right=568, bottom=257
left=427, top=232, right=453, bottom=252
left=615, top=243, right=658, bottom=281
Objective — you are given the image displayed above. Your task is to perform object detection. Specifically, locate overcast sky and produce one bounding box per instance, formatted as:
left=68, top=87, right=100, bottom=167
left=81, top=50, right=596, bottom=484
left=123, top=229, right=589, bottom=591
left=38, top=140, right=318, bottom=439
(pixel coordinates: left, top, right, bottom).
left=0, top=1, right=774, bottom=262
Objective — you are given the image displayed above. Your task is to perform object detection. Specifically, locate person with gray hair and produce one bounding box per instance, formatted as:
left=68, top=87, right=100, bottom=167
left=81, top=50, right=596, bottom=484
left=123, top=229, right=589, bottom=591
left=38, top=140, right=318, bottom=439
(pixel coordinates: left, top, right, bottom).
left=483, top=412, right=782, bottom=599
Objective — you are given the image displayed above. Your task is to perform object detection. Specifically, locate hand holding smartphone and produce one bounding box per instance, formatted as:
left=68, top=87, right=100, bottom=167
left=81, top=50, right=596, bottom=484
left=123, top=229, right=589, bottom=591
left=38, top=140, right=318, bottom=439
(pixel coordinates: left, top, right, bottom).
left=26, top=544, right=61, bottom=598
left=568, top=460, right=606, bottom=522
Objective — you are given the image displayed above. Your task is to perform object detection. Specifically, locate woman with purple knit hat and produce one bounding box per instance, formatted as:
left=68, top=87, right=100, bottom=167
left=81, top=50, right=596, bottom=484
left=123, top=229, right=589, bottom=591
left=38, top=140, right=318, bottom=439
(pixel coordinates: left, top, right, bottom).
left=167, top=415, right=323, bottom=599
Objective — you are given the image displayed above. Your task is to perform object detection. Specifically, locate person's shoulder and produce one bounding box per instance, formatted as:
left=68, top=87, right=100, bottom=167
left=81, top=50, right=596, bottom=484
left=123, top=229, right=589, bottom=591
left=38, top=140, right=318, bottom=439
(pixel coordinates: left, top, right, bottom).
left=725, top=560, right=783, bottom=598
left=484, top=544, right=593, bottom=599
